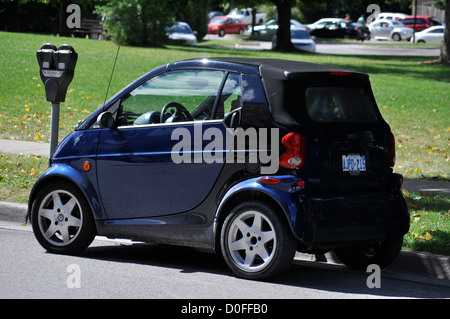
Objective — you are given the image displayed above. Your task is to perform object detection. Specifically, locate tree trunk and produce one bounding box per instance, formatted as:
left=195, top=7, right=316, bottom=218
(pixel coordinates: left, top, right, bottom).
left=440, top=0, right=450, bottom=63
left=274, top=0, right=293, bottom=51
left=59, top=0, right=69, bottom=33
left=251, top=7, right=256, bottom=36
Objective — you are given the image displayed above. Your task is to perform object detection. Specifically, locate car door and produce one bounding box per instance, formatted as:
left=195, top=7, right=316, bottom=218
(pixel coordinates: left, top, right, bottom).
left=96, top=69, right=242, bottom=220
left=370, top=22, right=382, bottom=37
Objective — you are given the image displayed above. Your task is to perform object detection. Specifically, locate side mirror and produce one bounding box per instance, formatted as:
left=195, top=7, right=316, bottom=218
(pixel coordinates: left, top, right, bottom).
left=97, top=112, right=114, bottom=129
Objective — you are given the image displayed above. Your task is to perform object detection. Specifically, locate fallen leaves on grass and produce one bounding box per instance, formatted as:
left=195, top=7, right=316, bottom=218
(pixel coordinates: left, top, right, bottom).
left=410, top=231, right=433, bottom=241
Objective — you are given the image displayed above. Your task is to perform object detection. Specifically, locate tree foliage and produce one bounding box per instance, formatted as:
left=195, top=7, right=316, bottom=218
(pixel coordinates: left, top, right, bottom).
left=168, top=0, right=209, bottom=39
left=95, top=0, right=172, bottom=46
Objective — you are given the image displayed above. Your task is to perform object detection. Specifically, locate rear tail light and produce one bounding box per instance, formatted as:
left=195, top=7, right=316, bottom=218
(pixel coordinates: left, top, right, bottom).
left=279, top=132, right=305, bottom=169
left=389, top=132, right=396, bottom=167
left=329, top=71, right=352, bottom=76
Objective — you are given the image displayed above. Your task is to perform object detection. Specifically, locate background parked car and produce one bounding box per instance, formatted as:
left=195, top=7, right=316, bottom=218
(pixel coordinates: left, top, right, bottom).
left=249, top=19, right=306, bottom=36
left=309, top=20, right=369, bottom=40
left=166, top=22, right=197, bottom=45
left=368, top=19, right=413, bottom=41
left=307, top=18, right=346, bottom=33
left=411, top=25, right=445, bottom=43
left=272, top=26, right=316, bottom=52
left=208, top=16, right=246, bottom=37
left=375, top=12, right=407, bottom=21
left=226, top=8, right=267, bottom=25
left=309, top=19, right=349, bottom=38
left=398, top=15, right=442, bottom=32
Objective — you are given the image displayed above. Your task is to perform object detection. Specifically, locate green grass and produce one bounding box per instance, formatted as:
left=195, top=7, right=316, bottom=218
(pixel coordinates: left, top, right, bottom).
left=403, top=190, right=450, bottom=256
left=0, top=152, right=48, bottom=203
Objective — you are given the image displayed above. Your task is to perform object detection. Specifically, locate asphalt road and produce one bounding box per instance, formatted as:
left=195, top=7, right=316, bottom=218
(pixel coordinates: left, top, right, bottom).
left=1, top=221, right=449, bottom=301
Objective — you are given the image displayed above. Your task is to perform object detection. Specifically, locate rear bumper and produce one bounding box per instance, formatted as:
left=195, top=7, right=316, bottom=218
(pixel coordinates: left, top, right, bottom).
left=293, top=174, right=409, bottom=249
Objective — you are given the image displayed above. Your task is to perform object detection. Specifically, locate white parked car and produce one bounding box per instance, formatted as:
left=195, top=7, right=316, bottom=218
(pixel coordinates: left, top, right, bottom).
left=227, top=8, right=267, bottom=25
left=368, top=19, right=413, bottom=41
left=375, top=12, right=407, bottom=21
left=411, top=26, right=445, bottom=43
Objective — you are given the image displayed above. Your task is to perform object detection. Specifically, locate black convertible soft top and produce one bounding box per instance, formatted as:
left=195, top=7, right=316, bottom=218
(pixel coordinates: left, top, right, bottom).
left=210, top=57, right=371, bottom=129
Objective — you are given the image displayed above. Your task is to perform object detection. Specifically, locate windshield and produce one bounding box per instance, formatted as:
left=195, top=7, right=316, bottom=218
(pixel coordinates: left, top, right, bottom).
left=210, top=17, right=225, bottom=24
left=173, top=25, right=192, bottom=34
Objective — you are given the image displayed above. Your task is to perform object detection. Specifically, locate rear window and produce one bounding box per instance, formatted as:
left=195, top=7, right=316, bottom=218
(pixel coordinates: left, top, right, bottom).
left=305, top=87, right=378, bottom=123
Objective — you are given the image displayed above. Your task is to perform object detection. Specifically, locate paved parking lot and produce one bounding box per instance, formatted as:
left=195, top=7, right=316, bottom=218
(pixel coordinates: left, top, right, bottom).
left=315, top=41, right=440, bottom=56
left=204, top=34, right=441, bottom=56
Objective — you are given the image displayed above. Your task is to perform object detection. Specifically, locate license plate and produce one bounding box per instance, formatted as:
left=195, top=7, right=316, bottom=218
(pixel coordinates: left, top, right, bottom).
left=342, top=154, right=366, bottom=173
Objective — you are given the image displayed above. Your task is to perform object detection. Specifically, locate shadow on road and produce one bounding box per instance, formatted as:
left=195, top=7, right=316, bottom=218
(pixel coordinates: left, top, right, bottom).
left=79, top=242, right=449, bottom=298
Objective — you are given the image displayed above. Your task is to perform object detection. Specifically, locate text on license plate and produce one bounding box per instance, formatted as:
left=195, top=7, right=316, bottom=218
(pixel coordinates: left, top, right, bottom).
left=342, top=154, right=366, bottom=172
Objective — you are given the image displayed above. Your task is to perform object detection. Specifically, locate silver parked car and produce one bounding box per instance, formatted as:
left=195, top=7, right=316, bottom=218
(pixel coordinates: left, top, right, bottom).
left=368, top=19, right=413, bottom=41
left=411, top=26, right=445, bottom=43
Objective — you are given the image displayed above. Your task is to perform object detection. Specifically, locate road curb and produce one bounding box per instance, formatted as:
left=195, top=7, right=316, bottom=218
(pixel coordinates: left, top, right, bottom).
left=0, top=201, right=27, bottom=224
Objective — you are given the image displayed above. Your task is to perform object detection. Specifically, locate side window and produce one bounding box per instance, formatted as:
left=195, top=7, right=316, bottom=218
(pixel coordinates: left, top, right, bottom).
left=119, top=69, right=225, bottom=126
left=215, top=72, right=242, bottom=119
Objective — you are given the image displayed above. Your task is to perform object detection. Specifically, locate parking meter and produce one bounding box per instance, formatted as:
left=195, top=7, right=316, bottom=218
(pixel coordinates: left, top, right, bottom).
left=37, top=43, right=78, bottom=103
left=36, top=43, right=78, bottom=156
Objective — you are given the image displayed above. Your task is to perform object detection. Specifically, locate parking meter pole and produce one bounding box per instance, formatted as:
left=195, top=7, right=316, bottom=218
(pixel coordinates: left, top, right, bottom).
left=50, top=103, right=60, bottom=156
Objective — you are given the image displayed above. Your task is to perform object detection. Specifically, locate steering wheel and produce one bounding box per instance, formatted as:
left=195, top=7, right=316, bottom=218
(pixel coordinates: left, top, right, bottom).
left=160, top=102, right=193, bottom=123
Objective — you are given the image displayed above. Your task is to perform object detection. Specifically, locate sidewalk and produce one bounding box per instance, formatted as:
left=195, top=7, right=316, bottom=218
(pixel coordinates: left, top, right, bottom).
left=0, top=139, right=50, bottom=157
left=0, top=138, right=449, bottom=287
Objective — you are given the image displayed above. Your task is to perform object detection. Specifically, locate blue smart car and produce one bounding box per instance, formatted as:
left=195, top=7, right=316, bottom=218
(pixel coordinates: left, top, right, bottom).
left=29, top=58, right=409, bottom=280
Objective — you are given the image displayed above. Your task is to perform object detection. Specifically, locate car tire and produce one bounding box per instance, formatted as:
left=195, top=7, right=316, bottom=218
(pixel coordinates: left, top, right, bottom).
left=220, top=201, right=297, bottom=280
left=392, top=33, right=401, bottom=41
left=418, top=39, right=425, bottom=43
left=333, top=236, right=404, bottom=270
left=219, top=29, right=225, bottom=37
left=31, top=181, right=96, bottom=255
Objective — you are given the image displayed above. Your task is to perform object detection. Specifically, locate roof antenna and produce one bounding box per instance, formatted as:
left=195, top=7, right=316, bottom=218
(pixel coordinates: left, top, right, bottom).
left=104, top=45, right=120, bottom=105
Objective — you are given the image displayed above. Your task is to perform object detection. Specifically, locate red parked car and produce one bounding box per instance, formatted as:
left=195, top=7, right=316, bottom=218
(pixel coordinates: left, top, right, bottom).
left=398, top=15, right=442, bottom=32
left=208, top=16, right=246, bottom=37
